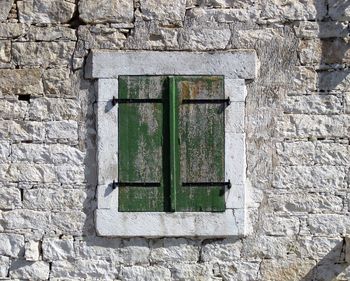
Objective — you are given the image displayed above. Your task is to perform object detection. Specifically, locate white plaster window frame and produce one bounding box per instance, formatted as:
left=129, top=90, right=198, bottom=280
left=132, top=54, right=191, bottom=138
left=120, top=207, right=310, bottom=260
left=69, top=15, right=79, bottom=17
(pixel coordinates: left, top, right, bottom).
left=86, top=50, right=258, bottom=237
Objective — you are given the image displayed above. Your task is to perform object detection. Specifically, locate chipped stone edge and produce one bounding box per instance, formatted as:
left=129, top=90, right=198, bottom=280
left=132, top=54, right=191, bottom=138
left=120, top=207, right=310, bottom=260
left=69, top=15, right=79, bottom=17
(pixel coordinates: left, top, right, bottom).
left=87, top=51, right=257, bottom=237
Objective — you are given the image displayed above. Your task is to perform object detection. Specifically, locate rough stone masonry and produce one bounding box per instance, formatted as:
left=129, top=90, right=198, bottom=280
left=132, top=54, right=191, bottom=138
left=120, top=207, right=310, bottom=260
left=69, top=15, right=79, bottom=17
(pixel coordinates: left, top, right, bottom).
left=0, top=0, right=349, bottom=280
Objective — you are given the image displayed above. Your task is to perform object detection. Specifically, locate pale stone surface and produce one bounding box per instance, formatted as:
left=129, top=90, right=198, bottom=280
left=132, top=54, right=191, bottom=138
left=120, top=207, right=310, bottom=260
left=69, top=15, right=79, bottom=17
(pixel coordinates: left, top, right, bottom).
left=24, top=240, right=40, bottom=261
left=0, top=233, right=24, bottom=257
left=262, top=215, right=300, bottom=236
left=0, top=141, right=10, bottom=163
left=308, top=214, right=350, bottom=236
left=119, top=265, right=171, bottom=281
left=0, top=69, right=43, bottom=96
left=17, top=0, right=75, bottom=24
left=275, top=141, right=315, bottom=166
left=284, top=95, right=342, bottom=114
left=45, top=121, right=78, bottom=142
left=201, top=239, right=242, bottom=262
left=139, top=0, right=186, bottom=25
left=27, top=26, right=77, bottom=42
left=12, top=42, right=75, bottom=67
left=170, top=264, right=212, bottom=281
left=11, top=121, right=45, bottom=142
left=0, top=256, right=10, bottom=278
left=79, top=0, right=134, bottom=24
left=315, top=142, right=350, bottom=165
left=0, top=41, right=11, bottom=63
left=42, top=68, right=73, bottom=97
left=150, top=238, right=199, bottom=263
left=215, top=261, right=261, bottom=281
left=10, top=260, right=50, bottom=280
left=0, top=23, right=27, bottom=39
left=294, top=21, right=349, bottom=39
left=50, top=211, right=86, bottom=235
left=0, top=0, right=14, bottom=21
left=273, top=166, right=347, bottom=189
left=260, top=259, right=316, bottom=281
left=3, top=210, right=50, bottom=232
left=42, top=237, right=75, bottom=261
left=51, top=260, right=118, bottom=279
left=0, top=185, right=21, bottom=210
left=23, top=189, right=86, bottom=211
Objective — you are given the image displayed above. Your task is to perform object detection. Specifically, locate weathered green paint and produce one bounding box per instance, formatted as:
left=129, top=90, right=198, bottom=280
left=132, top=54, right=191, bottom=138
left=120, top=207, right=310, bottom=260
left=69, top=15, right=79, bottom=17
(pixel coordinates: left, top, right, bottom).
left=118, top=75, right=225, bottom=212
left=169, top=77, right=180, bottom=212
left=118, top=76, right=167, bottom=212
left=176, top=76, right=225, bottom=212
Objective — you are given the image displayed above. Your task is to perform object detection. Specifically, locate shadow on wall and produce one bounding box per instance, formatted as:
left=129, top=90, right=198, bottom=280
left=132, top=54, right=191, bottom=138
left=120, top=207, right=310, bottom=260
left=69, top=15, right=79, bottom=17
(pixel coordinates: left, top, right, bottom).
left=301, top=239, right=348, bottom=281
left=302, top=1, right=350, bottom=280
left=316, top=0, right=350, bottom=92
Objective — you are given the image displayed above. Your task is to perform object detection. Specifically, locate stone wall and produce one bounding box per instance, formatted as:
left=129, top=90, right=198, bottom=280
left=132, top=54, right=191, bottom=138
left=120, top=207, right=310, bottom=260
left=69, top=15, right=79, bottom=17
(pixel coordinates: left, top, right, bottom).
left=0, top=0, right=349, bottom=280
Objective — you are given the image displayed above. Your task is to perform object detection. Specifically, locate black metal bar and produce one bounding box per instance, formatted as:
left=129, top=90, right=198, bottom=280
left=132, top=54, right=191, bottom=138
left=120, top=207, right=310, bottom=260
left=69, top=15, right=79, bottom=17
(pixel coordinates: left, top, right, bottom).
left=112, top=96, right=162, bottom=106
left=182, top=180, right=231, bottom=189
left=182, top=97, right=231, bottom=106
left=111, top=181, right=161, bottom=189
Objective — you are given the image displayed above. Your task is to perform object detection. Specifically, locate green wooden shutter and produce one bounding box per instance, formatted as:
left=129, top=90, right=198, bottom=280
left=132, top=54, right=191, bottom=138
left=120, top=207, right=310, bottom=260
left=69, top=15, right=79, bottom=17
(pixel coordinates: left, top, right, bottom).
left=118, top=76, right=169, bottom=212
left=175, top=76, right=225, bottom=212
left=118, top=75, right=225, bottom=212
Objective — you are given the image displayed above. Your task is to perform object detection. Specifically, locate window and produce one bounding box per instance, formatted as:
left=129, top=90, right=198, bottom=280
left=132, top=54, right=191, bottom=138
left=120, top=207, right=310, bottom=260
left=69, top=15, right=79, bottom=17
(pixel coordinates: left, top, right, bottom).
left=87, top=51, right=258, bottom=237
left=118, top=75, right=226, bottom=212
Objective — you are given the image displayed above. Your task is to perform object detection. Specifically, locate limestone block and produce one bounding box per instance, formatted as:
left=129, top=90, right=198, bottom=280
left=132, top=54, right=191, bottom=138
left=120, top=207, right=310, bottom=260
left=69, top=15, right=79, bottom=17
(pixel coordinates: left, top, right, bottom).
left=0, top=0, right=14, bottom=21
left=0, top=69, right=43, bottom=96
left=51, top=260, right=118, bottom=279
left=49, top=145, right=84, bottom=165
left=17, top=0, right=75, bottom=24
left=201, top=239, right=242, bottom=262
left=328, top=0, right=350, bottom=20
left=42, top=237, right=75, bottom=261
left=79, top=0, right=133, bottom=24
left=178, top=25, right=231, bottom=50
left=124, top=21, right=179, bottom=50
left=55, top=164, right=85, bottom=183
left=262, top=215, right=300, bottom=236
left=345, top=92, right=350, bottom=114
left=346, top=236, right=350, bottom=263
left=28, top=98, right=80, bottom=121
left=308, top=214, right=350, bottom=236
left=27, top=26, right=77, bottom=41
left=0, top=141, right=10, bottom=163
left=260, top=0, right=327, bottom=21
left=242, top=236, right=296, bottom=259
left=186, top=7, right=260, bottom=23
left=139, top=0, right=186, bottom=25
left=294, top=21, right=349, bottom=39
left=10, top=260, right=50, bottom=280
left=268, top=192, right=343, bottom=213
left=299, top=39, right=322, bottom=65
left=0, top=185, right=21, bottom=210
left=75, top=25, right=126, bottom=58
left=118, top=238, right=150, bottom=265
left=119, top=265, right=171, bottom=281
left=150, top=238, right=199, bottom=263
left=0, top=40, right=11, bottom=63
left=23, top=189, right=86, bottom=211
left=315, top=142, right=350, bottom=165
left=0, top=23, right=27, bottom=39
left=260, top=259, right=316, bottom=281
left=0, top=233, right=24, bottom=257
left=11, top=143, right=50, bottom=163
left=7, top=163, right=56, bottom=182
left=11, top=121, right=45, bottom=142
left=42, top=68, right=73, bottom=97
left=12, top=42, right=75, bottom=68
left=73, top=236, right=122, bottom=261
left=273, top=166, right=347, bottom=189
left=24, top=241, right=40, bottom=261
left=170, top=264, right=213, bottom=280
left=213, top=261, right=260, bottom=281
left=0, top=100, right=28, bottom=120
left=277, top=115, right=350, bottom=138
left=45, top=121, right=78, bottom=142
left=284, top=95, right=342, bottom=114
left=0, top=256, right=10, bottom=278
left=299, top=237, right=343, bottom=260
left=275, top=141, right=315, bottom=166
left=50, top=211, right=86, bottom=235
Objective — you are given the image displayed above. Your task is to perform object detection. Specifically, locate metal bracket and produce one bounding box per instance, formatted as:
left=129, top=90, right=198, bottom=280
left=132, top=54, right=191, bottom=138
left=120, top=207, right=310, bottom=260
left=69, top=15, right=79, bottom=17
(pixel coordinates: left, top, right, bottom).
left=111, top=96, right=162, bottom=106
left=182, top=97, right=231, bottom=107
left=182, top=180, right=231, bottom=189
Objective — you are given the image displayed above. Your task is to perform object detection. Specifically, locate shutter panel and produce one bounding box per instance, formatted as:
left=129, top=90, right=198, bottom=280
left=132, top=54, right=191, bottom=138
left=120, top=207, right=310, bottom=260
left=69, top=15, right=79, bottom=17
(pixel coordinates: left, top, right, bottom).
left=118, top=76, right=168, bottom=212
left=175, top=76, right=225, bottom=212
